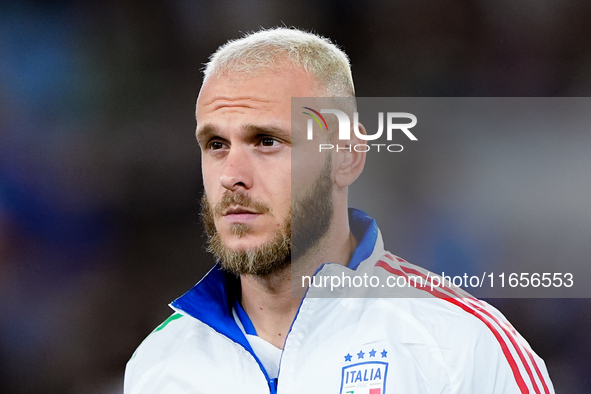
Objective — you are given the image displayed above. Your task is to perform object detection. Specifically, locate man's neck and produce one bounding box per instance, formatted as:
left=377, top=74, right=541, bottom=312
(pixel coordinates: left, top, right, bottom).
left=240, top=268, right=298, bottom=349
left=240, top=227, right=358, bottom=349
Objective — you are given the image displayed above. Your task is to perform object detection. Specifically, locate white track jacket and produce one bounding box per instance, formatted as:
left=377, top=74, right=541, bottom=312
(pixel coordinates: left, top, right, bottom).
left=125, top=209, right=554, bottom=394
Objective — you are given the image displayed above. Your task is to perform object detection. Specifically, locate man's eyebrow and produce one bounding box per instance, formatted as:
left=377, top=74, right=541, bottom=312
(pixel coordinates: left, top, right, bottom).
left=244, top=125, right=291, bottom=142
left=196, top=124, right=217, bottom=146
left=196, top=124, right=292, bottom=147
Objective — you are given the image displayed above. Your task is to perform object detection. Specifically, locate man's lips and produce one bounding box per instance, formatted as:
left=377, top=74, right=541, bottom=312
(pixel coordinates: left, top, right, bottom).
left=222, top=206, right=259, bottom=215
left=221, top=206, right=261, bottom=223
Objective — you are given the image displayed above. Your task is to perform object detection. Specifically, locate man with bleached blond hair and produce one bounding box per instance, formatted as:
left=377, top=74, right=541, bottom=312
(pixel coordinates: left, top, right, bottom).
left=124, top=27, right=554, bottom=394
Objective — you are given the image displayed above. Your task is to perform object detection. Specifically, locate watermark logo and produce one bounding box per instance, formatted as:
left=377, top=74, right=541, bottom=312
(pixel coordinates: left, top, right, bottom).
left=302, top=107, right=329, bottom=134
left=303, top=107, right=417, bottom=153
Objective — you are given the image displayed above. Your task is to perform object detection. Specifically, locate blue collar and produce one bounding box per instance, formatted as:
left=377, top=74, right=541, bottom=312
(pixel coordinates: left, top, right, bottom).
left=170, top=208, right=378, bottom=355
left=347, top=208, right=379, bottom=270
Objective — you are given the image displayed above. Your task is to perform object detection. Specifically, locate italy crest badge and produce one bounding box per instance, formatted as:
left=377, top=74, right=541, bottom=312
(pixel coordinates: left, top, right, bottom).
left=339, top=348, right=389, bottom=394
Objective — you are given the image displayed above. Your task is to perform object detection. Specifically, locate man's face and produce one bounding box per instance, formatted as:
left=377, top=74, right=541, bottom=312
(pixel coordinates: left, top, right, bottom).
left=196, top=65, right=332, bottom=276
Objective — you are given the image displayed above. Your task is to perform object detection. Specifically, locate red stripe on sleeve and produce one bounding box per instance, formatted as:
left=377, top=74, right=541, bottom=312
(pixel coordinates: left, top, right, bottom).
left=397, top=264, right=548, bottom=394
left=375, top=260, right=532, bottom=393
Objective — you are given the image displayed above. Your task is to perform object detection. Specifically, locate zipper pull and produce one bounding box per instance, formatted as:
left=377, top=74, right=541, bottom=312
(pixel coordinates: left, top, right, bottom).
left=268, top=377, right=278, bottom=393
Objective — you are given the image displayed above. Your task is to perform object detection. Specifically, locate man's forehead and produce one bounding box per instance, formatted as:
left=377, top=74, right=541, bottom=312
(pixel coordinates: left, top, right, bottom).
left=197, top=66, right=321, bottom=109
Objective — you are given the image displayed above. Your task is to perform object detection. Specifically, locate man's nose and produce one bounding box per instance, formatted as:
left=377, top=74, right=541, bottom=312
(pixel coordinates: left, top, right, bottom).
left=219, top=147, right=253, bottom=191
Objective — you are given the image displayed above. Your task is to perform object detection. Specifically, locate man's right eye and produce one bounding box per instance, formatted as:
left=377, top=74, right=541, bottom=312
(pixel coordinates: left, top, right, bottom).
left=209, top=141, right=226, bottom=150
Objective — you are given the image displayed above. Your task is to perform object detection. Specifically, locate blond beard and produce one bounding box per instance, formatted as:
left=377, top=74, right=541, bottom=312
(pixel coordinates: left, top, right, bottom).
left=201, top=192, right=291, bottom=276
left=200, top=157, right=333, bottom=277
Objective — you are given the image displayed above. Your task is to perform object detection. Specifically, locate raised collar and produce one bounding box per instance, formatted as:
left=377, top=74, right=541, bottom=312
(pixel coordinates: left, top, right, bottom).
left=347, top=208, right=379, bottom=270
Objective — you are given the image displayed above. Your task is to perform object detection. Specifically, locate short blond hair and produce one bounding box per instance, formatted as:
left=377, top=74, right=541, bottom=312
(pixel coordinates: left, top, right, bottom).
left=204, top=27, right=355, bottom=97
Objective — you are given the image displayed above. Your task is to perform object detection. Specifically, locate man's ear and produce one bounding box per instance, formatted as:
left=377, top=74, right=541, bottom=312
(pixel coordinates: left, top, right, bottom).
left=333, top=123, right=367, bottom=187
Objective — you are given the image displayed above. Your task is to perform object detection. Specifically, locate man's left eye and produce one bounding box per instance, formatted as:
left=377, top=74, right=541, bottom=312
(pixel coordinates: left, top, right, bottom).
left=260, top=138, right=278, bottom=147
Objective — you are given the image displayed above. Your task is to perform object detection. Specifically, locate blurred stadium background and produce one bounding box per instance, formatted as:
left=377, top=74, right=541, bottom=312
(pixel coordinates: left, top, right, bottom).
left=1, top=0, right=590, bottom=393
